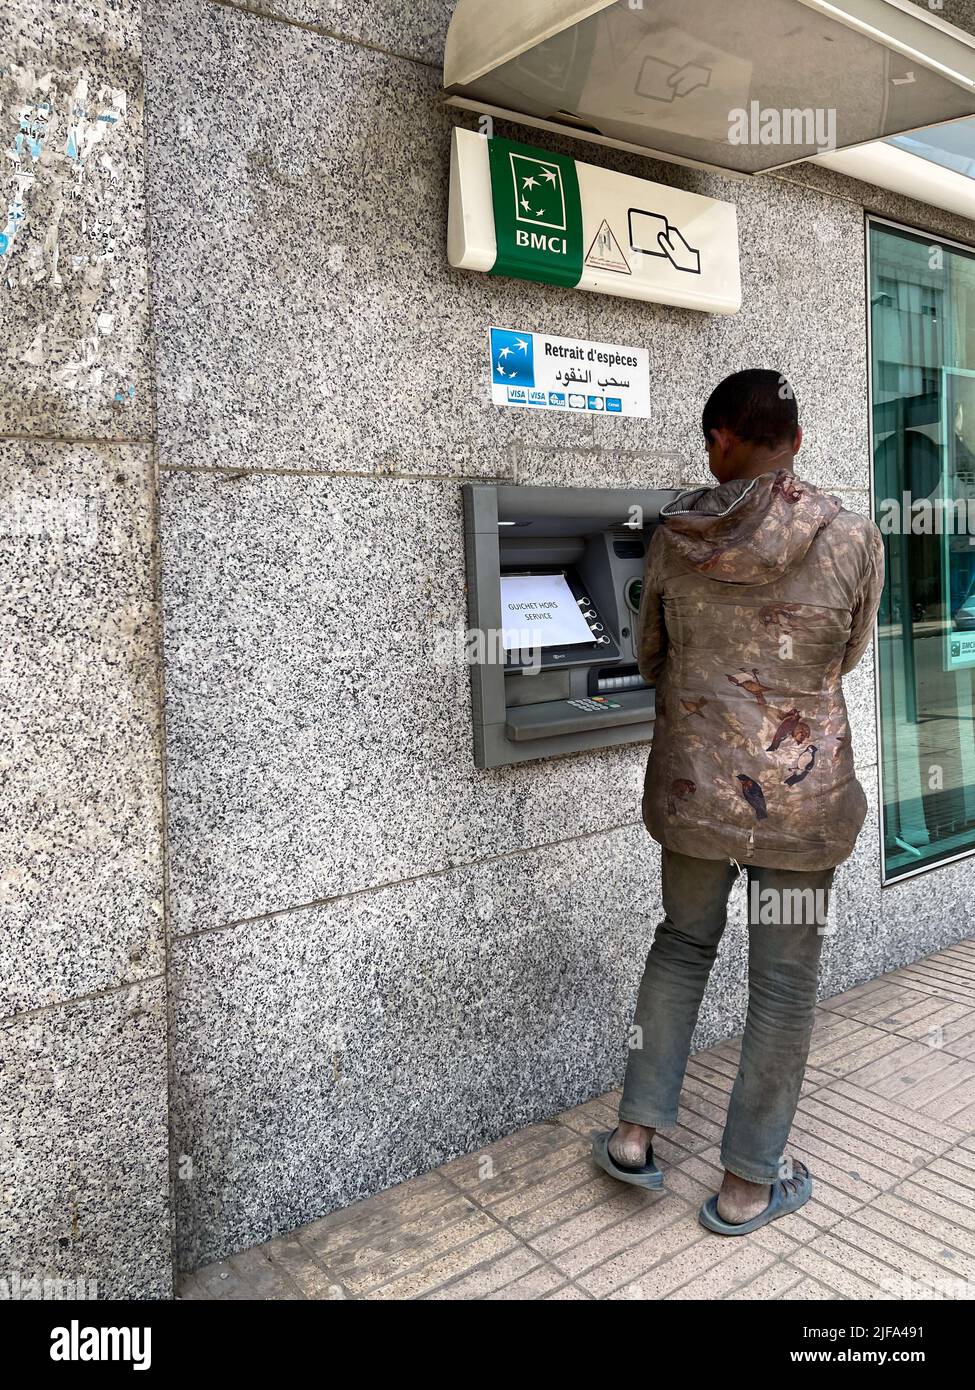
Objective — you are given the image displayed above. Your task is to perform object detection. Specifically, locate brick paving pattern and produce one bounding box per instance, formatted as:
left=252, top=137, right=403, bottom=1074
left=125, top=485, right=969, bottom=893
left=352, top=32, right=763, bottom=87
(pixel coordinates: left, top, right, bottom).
left=180, top=940, right=975, bottom=1300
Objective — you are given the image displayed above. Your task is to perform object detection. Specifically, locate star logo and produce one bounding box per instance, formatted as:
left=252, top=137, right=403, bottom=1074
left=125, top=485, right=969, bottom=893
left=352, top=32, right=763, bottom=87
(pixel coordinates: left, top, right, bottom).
left=509, top=154, right=567, bottom=231
left=495, top=335, right=531, bottom=377
left=490, top=329, right=535, bottom=388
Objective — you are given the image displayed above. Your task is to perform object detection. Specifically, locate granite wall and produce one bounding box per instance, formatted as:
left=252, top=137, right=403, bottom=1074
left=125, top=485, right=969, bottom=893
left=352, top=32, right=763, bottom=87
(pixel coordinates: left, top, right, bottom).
left=137, top=0, right=975, bottom=1271
left=0, top=2, right=170, bottom=1297
left=8, top=0, right=974, bottom=1289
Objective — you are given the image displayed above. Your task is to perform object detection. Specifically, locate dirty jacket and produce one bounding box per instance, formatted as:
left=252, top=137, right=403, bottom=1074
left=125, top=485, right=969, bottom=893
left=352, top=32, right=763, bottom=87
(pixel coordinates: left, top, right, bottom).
left=638, top=469, right=884, bottom=871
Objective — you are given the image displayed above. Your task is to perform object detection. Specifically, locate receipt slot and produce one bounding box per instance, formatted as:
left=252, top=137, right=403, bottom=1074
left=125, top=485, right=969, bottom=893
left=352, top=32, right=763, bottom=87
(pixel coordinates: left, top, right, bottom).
left=463, top=483, right=680, bottom=769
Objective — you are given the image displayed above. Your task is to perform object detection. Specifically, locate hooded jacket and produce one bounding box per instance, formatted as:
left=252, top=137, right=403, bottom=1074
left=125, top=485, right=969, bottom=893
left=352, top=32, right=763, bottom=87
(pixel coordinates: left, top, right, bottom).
left=638, top=469, right=884, bottom=871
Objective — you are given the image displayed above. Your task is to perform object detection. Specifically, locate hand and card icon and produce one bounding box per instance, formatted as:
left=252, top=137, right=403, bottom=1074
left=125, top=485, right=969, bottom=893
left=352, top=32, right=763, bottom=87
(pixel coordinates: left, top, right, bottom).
left=628, top=208, right=701, bottom=275
left=636, top=57, right=712, bottom=103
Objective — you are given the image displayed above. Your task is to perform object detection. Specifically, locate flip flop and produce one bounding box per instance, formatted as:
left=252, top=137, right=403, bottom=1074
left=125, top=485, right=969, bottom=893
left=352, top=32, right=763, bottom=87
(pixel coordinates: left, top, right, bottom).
left=591, top=1129, right=664, bottom=1189
left=698, top=1160, right=812, bottom=1235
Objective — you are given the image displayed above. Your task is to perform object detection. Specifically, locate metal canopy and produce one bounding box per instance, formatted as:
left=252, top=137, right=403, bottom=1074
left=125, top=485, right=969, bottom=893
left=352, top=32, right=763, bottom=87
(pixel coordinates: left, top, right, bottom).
left=443, top=0, right=975, bottom=177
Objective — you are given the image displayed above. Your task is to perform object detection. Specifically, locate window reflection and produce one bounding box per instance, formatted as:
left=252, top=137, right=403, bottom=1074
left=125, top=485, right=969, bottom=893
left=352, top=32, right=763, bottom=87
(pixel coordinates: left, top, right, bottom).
left=871, top=219, right=975, bottom=879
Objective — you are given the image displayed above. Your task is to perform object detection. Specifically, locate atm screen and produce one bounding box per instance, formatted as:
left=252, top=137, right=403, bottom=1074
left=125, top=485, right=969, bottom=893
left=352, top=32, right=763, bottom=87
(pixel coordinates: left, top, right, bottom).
left=500, top=572, right=594, bottom=650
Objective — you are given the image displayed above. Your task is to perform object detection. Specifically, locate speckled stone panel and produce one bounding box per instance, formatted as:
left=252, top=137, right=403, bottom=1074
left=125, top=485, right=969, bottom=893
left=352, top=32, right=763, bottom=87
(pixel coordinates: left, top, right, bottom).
left=148, top=0, right=975, bottom=1277
left=142, top=0, right=595, bottom=477
left=170, top=826, right=661, bottom=1268
left=880, top=846, right=975, bottom=961
left=816, top=752, right=975, bottom=1002
left=218, top=0, right=455, bottom=64
left=170, top=780, right=904, bottom=1271
left=777, top=161, right=975, bottom=249
left=160, top=469, right=884, bottom=939
left=0, top=0, right=152, bottom=437
left=0, top=441, right=164, bottom=1016
left=905, top=0, right=975, bottom=36
left=820, top=761, right=885, bottom=999
left=510, top=441, right=694, bottom=492
left=161, top=468, right=650, bottom=934
left=0, top=979, right=172, bottom=1299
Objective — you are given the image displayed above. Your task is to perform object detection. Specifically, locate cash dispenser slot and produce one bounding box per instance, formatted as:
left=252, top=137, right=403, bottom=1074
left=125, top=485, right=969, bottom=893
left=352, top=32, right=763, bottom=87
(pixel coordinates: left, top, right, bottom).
left=463, top=483, right=680, bottom=769
left=591, top=664, right=648, bottom=694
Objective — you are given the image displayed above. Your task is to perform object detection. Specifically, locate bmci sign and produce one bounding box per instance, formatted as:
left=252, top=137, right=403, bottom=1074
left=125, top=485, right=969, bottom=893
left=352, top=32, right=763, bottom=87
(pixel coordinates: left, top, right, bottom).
left=485, top=137, right=585, bottom=290
left=448, top=129, right=742, bottom=312
left=515, top=229, right=568, bottom=256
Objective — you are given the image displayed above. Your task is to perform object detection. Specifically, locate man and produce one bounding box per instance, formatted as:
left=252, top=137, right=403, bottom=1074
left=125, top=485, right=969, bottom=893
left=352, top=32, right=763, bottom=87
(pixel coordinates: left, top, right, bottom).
left=592, top=369, right=884, bottom=1235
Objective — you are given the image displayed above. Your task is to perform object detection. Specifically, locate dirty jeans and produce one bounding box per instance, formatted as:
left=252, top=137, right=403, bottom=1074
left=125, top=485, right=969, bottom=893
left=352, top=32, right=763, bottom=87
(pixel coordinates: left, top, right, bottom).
left=619, top=848, right=835, bottom=1183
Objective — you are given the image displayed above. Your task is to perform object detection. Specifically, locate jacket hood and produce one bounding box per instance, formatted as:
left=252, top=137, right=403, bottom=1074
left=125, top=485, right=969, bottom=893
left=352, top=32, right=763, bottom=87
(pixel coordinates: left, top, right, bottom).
left=658, top=470, right=842, bottom=585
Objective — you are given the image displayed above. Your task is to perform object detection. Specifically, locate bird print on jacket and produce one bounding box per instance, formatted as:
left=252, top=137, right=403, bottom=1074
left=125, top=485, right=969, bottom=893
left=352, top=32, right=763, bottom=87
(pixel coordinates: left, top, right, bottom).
left=726, top=669, right=772, bottom=706
left=772, top=473, right=804, bottom=504
left=737, top=774, right=768, bottom=820
left=758, top=602, right=801, bottom=633
left=636, top=469, right=885, bottom=871
left=767, top=707, right=802, bottom=752
left=758, top=601, right=830, bottom=633
left=785, top=746, right=818, bottom=786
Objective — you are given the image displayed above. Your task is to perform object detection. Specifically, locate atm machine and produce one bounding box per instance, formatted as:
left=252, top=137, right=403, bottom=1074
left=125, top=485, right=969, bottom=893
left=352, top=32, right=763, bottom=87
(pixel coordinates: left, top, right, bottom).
left=463, top=483, right=680, bottom=768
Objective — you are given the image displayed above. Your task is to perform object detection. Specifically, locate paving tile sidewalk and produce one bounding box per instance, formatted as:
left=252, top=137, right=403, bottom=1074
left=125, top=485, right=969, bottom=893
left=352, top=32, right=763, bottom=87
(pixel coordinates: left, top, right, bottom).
left=180, top=940, right=975, bottom=1301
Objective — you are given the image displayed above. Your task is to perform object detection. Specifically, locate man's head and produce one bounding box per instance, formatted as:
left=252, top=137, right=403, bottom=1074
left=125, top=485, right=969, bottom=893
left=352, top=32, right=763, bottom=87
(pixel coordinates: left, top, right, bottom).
left=702, top=369, right=802, bottom=485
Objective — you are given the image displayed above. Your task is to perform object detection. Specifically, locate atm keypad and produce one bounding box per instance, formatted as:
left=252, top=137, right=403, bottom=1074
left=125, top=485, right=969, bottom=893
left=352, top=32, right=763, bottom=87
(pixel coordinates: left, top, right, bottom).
left=566, top=697, right=622, bottom=713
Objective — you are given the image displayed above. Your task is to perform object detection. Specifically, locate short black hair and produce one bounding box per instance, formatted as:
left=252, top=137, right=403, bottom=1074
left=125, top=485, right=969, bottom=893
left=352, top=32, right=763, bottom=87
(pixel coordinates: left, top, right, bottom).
left=702, top=370, right=799, bottom=449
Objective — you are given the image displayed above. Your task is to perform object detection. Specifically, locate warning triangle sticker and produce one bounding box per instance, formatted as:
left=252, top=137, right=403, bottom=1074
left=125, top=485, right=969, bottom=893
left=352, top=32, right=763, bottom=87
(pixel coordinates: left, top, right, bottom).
left=585, top=219, right=631, bottom=274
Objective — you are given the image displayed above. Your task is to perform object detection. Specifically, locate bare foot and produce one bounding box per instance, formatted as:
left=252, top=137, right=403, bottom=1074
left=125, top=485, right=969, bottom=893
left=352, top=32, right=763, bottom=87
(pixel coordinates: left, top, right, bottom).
left=715, top=1170, right=772, bottom=1224
left=609, top=1121, right=655, bottom=1168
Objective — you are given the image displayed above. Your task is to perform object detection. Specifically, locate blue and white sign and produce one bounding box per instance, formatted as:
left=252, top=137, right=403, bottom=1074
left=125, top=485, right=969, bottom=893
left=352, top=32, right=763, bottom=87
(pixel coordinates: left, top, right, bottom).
left=491, top=328, right=535, bottom=387
left=489, top=327, right=652, bottom=417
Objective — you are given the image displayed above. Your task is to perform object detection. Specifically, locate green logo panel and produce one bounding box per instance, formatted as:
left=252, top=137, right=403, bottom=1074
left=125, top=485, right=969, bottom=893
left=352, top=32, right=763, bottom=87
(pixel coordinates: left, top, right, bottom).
left=487, top=137, right=584, bottom=288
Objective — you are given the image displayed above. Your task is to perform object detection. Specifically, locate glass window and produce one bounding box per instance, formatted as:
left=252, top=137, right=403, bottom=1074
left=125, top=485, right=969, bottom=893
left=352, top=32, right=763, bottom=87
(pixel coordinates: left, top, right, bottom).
left=888, top=118, right=975, bottom=182
left=870, top=217, right=975, bottom=881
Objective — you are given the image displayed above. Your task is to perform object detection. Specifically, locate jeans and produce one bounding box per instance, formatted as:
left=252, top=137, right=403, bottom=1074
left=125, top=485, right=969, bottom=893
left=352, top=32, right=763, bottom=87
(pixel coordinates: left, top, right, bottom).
left=619, top=848, right=834, bottom=1183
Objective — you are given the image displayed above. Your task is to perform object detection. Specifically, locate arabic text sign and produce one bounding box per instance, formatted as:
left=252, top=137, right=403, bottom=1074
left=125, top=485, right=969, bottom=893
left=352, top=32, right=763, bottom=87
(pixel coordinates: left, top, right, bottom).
left=489, top=327, right=651, bottom=418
